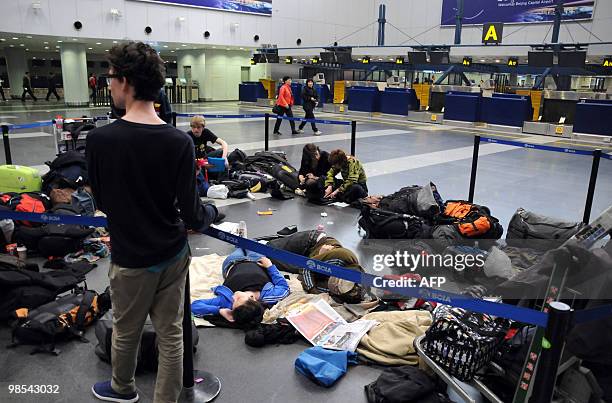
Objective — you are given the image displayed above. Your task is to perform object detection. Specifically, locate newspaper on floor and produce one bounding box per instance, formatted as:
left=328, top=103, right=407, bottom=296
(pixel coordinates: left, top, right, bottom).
left=286, top=299, right=377, bottom=352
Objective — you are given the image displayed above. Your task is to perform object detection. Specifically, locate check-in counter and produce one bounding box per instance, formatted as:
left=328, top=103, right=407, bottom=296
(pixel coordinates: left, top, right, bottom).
left=429, top=85, right=480, bottom=112
left=239, top=82, right=267, bottom=102
left=541, top=90, right=608, bottom=125
left=481, top=95, right=532, bottom=127
left=573, top=101, right=612, bottom=135
left=348, top=86, right=381, bottom=112
left=379, top=88, right=419, bottom=115
left=443, top=92, right=482, bottom=122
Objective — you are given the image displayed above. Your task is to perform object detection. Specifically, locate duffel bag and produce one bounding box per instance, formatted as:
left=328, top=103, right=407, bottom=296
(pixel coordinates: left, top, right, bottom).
left=358, top=206, right=425, bottom=239
left=95, top=310, right=199, bottom=372
left=230, top=171, right=276, bottom=193
left=506, top=208, right=584, bottom=248
left=221, top=180, right=249, bottom=198
left=439, top=200, right=504, bottom=240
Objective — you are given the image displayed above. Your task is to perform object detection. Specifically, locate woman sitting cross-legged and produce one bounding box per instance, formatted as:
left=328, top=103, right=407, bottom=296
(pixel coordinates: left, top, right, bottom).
left=191, top=248, right=290, bottom=328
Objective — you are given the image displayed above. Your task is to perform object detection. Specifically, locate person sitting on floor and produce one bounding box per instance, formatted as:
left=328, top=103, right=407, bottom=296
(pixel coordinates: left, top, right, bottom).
left=191, top=247, right=290, bottom=328
left=323, top=149, right=368, bottom=204
left=187, top=115, right=229, bottom=161
left=297, top=143, right=331, bottom=200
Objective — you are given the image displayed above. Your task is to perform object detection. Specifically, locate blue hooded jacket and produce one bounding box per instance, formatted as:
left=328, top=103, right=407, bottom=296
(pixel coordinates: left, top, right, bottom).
left=191, top=263, right=290, bottom=316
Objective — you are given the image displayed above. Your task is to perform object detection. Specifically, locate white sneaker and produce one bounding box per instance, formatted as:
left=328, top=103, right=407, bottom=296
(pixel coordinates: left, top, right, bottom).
left=295, top=188, right=306, bottom=196
left=314, top=130, right=322, bottom=135
left=296, top=129, right=304, bottom=133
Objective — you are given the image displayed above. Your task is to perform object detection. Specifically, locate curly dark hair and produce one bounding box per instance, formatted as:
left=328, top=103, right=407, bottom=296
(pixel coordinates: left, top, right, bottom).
left=233, top=299, right=264, bottom=329
left=107, top=42, right=165, bottom=101
left=329, top=149, right=348, bottom=167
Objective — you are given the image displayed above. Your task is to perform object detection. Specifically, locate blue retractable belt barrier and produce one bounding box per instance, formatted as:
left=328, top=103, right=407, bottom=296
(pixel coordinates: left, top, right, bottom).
left=573, top=304, right=612, bottom=324
left=4, top=209, right=600, bottom=328
left=481, top=137, right=594, bottom=156
left=202, top=227, right=549, bottom=327
left=271, top=115, right=352, bottom=126
left=480, top=136, right=594, bottom=156
left=175, top=113, right=267, bottom=119
left=7, top=121, right=54, bottom=131
left=602, top=153, right=612, bottom=161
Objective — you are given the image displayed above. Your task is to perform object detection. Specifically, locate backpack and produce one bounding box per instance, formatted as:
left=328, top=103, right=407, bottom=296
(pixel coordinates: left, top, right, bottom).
left=10, top=289, right=107, bottom=354
left=358, top=206, right=426, bottom=239
left=220, top=180, right=249, bottom=198
left=0, top=260, right=89, bottom=321
left=230, top=171, right=276, bottom=193
left=41, top=151, right=88, bottom=193
left=2, top=192, right=51, bottom=227
left=379, top=183, right=443, bottom=220
left=227, top=149, right=247, bottom=170
left=270, top=163, right=299, bottom=191
left=94, top=310, right=200, bottom=372
left=365, top=365, right=440, bottom=403
left=71, top=187, right=96, bottom=216
left=506, top=208, right=584, bottom=249
left=437, top=200, right=503, bottom=239
left=13, top=204, right=95, bottom=257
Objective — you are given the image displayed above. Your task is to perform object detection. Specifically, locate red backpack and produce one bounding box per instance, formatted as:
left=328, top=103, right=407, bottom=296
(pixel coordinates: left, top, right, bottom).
left=4, top=192, right=51, bottom=227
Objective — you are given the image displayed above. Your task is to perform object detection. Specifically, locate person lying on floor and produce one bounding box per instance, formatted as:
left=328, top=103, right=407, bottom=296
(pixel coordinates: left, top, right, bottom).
left=324, top=149, right=368, bottom=204
left=265, top=230, right=365, bottom=303
left=191, top=247, right=290, bottom=328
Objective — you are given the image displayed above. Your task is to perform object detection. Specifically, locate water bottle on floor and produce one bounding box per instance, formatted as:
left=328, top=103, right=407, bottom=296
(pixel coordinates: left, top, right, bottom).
left=238, top=221, right=248, bottom=238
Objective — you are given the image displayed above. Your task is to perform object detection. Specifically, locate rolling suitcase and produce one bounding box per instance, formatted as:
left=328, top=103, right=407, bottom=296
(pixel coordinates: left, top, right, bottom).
left=0, top=165, right=42, bottom=193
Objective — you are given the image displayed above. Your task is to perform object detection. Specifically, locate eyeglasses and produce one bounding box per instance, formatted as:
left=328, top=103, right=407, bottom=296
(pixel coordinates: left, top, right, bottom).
left=106, top=74, right=121, bottom=85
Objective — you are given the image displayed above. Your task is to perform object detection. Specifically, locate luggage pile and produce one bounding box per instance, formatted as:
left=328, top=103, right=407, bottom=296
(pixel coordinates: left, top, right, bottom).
left=203, top=149, right=300, bottom=200
left=0, top=151, right=99, bottom=259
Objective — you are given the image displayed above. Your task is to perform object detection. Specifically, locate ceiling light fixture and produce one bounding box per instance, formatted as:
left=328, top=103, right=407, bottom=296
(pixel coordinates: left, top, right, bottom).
left=181, top=44, right=186, bottom=47
left=72, top=38, right=78, bottom=41
left=44, top=46, right=49, bottom=49
left=163, top=45, right=168, bottom=48
left=55, top=45, right=60, bottom=48
left=25, top=48, right=29, bottom=51
left=170, top=50, right=175, bottom=53
left=26, top=35, right=32, bottom=39
left=19, top=44, right=25, bottom=47
left=112, top=40, right=118, bottom=44
left=9, top=45, right=14, bottom=48
left=96, top=42, right=101, bottom=45
left=57, top=40, right=62, bottom=43
left=12, top=37, right=19, bottom=40
left=44, top=41, right=48, bottom=44
left=88, top=47, right=93, bottom=50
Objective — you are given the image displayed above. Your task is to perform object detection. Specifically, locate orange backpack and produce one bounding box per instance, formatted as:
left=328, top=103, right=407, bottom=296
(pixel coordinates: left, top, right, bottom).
left=440, top=200, right=503, bottom=239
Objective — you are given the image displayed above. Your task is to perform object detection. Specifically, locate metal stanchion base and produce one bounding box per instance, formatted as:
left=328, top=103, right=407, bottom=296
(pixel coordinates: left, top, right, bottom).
left=179, top=370, right=221, bottom=403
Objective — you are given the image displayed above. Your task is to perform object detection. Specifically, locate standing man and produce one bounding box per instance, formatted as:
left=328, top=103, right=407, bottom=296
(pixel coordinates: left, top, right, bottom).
left=88, top=42, right=218, bottom=403
left=21, top=72, right=37, bottom=102
left=89, top=73, right=97, bottom=104
left=45, top=72, right=60, bottom=101
left=273, top=76, right=299, bottom=135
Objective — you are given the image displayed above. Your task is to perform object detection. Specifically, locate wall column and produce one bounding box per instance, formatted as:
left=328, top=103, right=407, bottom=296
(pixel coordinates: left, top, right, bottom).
left=4, top=47, right=27, bottom=100
left=60, top=43, right=89, bottom=107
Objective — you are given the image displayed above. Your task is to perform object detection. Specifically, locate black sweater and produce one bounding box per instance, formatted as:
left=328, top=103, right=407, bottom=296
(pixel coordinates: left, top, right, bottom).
left=301, top=86, right=319, bottom=111
left=299, top=150, right=331, bottom=178
left=87, top=119, right=217, bottom=268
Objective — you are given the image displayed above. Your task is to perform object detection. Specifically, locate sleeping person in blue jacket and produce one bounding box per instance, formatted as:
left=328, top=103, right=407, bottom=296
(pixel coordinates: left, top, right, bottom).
left=191, top=247, right=290, bottom=328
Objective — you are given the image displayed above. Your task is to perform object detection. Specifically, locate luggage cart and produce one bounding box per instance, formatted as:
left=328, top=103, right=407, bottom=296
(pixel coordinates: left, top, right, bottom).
left=414, top=334, right=504, bottom=403
left=53, top=117, right=95, bottom=154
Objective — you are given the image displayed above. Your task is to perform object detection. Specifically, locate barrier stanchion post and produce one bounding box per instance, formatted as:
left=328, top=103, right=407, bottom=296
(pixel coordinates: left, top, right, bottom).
left=2, top=125, right=11, bottom=165
left=264, top=113, right=270, bottom=151
left=351, top=121, right=357, bottom=156
left=583, top=148, right=601, bottom=224
left=181, top=272, right=221, bottom=402
left=468, top=135, right=480, bottom=202
left=172, top=112, right=177, bottom=128
left=529, top=301, right=572, bottom=403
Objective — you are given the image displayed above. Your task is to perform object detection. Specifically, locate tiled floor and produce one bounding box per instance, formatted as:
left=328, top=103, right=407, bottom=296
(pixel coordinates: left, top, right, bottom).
left=1, top=100, right=611, bottom=403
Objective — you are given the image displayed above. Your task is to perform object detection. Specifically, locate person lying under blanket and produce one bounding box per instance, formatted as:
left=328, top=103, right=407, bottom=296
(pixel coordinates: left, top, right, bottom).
left=191, top=247, right=290, bottom=328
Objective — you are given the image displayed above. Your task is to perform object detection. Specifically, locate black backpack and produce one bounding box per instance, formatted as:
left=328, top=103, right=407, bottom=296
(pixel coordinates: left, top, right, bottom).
left=94, top=310, right=200, bottom=372
left=221, top=180, right=249, bottom=198
left=0, top=260, right=88, bottom=322
left=358, top=206, right=427, bottom=239
left=227, top=148, right=247, bottom=170
left=41, top=151, right=89, bottom=193
left=10, top=289, right=108, bottom=354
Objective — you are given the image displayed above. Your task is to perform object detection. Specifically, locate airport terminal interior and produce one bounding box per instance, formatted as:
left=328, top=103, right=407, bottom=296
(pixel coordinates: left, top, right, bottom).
left=1, top=1, right=612, bottom=403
